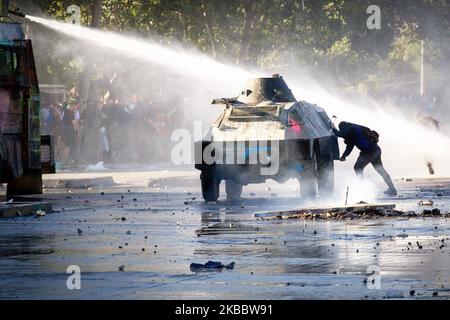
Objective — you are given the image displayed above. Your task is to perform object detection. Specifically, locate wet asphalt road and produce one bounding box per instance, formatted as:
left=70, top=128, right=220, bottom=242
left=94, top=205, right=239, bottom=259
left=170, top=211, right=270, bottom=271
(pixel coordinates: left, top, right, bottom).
left=0, top=171, right=449, bottom=300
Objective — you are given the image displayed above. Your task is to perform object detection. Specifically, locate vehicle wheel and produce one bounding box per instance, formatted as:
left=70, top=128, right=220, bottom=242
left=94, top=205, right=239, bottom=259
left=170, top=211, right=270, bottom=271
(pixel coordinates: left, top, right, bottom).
left=225, top=180, right=242, bottom=201
left=299, top=156, right=317, bottom=200
left=317, top=157, right=334, bottom=197
left=6, top=170, right=43, bottom=198
left=200, top=171, right=220, bottom=202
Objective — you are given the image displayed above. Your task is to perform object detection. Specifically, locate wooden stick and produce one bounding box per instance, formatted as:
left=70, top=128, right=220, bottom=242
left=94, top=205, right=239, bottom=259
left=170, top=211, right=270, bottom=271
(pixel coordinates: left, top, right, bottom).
left=345, top=186, right=349, bottom=205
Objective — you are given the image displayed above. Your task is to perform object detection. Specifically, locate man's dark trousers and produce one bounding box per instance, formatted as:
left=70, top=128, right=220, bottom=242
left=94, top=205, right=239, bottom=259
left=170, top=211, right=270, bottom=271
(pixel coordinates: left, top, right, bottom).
left=354, top=145, right=395, bottom=189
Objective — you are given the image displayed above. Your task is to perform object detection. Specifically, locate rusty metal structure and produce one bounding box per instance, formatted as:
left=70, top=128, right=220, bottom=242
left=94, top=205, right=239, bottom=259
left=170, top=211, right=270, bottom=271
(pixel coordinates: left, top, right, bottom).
left=195, top=75, right=339, bottom=201
left=0, top=0, right=54, bottom=197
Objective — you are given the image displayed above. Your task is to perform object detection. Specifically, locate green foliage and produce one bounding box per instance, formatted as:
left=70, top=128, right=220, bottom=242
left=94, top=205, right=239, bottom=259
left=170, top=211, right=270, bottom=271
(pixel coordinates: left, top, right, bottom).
left=14, top=0, right=450, bottom=94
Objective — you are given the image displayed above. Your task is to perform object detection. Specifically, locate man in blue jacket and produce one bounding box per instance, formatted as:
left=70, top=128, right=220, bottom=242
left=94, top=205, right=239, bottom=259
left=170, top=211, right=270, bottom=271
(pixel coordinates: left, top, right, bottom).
left=333, top=121, right=397, bottom=196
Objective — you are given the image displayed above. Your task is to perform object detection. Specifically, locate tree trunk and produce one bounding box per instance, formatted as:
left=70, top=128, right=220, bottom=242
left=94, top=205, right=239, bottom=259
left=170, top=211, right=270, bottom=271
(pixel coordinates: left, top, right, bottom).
left=79, top=0, right=103, bottom=112
left=78, top=0, right=103, bottom=163
left=202, top=1, right=216, bottom=58
left=238, top=0, right=257, bottom=65
left=91, top=0, right=103, bottom=28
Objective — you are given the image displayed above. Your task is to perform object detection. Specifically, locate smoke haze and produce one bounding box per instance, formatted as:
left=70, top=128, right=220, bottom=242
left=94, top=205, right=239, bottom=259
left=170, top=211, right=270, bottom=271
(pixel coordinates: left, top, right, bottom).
left=26, top=15, right=450, bottom=186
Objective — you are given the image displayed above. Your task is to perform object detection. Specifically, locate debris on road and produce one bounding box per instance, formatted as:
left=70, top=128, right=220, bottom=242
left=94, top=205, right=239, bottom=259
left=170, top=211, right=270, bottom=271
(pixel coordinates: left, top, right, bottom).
left=190, top=261, right=235, bottom=272
left=419, top=200, right=434, bottom=206
left=253, top=203, right=399, bottom=220
left=253, top=201, right=450, bottom=220
left=0, top=202, right=53, bottom=219
left=35, top=210, right=46, bottom=217
left=422, top=208, right=441, bottom=216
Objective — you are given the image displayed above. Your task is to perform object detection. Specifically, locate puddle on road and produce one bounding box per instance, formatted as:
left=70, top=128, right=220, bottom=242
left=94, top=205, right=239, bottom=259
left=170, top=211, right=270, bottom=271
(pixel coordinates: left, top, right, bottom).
left=1, top=186, right=449, bottom=299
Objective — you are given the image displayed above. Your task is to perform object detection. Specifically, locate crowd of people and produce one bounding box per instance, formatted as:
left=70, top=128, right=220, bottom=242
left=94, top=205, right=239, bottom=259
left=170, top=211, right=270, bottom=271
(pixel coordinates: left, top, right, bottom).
left=41, top=83, right=448, bottom=168
left=40, top=88, right=186, bottom=167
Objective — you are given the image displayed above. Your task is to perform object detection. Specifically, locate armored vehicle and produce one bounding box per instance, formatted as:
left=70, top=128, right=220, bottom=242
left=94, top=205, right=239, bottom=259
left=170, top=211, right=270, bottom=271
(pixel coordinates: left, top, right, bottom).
left=0, top=1, right=54, bottom=197
left=195, top=75, right=339, bottom=201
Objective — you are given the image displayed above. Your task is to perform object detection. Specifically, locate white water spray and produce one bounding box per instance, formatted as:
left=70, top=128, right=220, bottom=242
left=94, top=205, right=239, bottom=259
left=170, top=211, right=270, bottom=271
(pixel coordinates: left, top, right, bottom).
left=289, top=77, right=450, bottom=179
left=27, top=15, right=450, bottom=182
left=26, top=15, right=257, bottom=92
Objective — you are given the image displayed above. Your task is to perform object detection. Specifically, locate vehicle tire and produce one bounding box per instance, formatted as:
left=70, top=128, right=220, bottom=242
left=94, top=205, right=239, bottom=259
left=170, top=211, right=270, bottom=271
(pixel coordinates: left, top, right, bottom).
left=317, top=157, right=334, bottom=197
left=299, top=170, right=316, bottom=200
left=225, top=180, right=242, bottom=201
left=299, top=156, right=317, bottom=200
left=200, top=171, right=220, bottom=202
left=6, top=170, right=43, bottom=198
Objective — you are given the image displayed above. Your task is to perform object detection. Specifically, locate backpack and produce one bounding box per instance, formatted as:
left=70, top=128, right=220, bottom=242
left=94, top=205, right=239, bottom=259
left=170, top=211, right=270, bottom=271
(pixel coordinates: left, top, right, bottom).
left=362, top=127, right=379, bottom=143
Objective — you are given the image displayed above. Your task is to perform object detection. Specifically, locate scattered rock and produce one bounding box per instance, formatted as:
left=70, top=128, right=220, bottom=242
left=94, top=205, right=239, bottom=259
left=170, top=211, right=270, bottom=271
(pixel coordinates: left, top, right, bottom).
left=432, top=208, right=441, bottom=216
left=35, top=210, right=46, bottom=217
left=404, top=211, right=416, bottom=217
left=419, top=200, right=433, bottom=206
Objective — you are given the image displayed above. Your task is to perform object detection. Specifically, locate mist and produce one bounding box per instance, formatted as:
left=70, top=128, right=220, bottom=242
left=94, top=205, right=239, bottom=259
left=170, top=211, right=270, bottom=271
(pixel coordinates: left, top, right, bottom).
left=25, top=15, right=450, bottom=194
